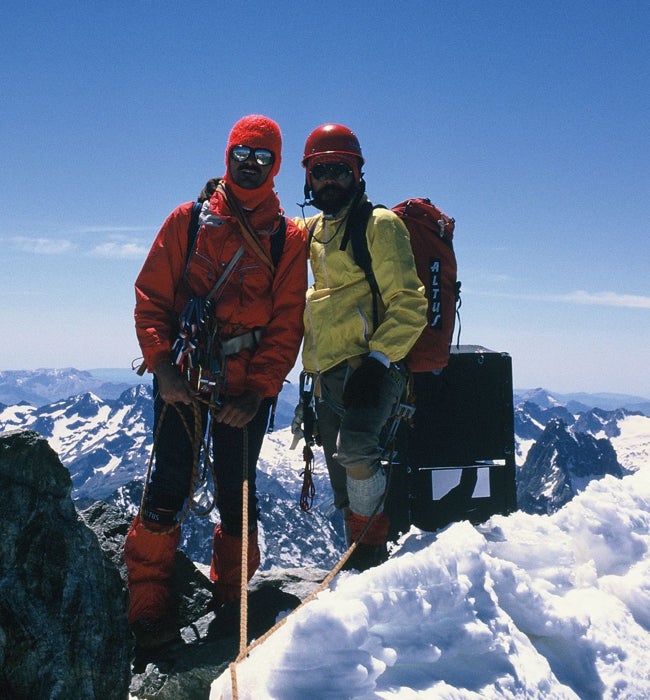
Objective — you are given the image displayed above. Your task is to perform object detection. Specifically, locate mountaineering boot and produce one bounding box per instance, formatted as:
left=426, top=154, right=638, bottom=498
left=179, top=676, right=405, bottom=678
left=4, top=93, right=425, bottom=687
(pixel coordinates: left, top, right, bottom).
left=343, top=511, right=390, bottom=572
left=209, top=525, right=261, bottom=607
left=129, top=617, right=182, bottom=651
left=123, top=514, right=182, bottom=649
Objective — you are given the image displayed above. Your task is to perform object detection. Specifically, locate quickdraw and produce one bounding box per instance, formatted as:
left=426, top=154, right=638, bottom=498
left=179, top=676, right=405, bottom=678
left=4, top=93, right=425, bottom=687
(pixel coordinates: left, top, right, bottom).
left=172, top=296, right=208, bottom=370
left=299, top=445, right=316, bottom=513
left=297, top=371, right=319, bottom=513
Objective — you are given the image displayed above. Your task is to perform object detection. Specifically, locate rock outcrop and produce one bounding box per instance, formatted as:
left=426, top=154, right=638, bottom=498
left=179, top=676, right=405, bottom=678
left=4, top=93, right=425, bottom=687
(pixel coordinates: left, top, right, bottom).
left=0, top=430, right=131, bottom=699
left=517, top=418, right=625, bottom=514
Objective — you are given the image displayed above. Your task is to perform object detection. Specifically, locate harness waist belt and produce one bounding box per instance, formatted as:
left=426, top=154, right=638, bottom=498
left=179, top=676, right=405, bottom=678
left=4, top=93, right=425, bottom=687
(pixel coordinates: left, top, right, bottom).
left=221, top=329, right=264, bottom=356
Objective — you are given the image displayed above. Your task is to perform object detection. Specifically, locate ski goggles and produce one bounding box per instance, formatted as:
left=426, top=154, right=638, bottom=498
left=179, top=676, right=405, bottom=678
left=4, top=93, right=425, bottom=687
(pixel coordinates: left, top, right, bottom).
left=229, top=145, right=275, bottom=167
left=309, top=162, right=354, bottom=182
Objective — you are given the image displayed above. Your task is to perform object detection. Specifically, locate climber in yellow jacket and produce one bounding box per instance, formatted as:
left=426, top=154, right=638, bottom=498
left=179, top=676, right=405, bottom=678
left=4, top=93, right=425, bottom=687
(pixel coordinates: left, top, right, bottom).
left=295, top=123, right=427, bottom=571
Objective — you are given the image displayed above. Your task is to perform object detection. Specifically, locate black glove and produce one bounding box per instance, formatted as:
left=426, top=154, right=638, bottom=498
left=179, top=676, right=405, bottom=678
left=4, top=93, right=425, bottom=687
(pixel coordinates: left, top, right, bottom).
left=342, top=357, right=389, bottom=409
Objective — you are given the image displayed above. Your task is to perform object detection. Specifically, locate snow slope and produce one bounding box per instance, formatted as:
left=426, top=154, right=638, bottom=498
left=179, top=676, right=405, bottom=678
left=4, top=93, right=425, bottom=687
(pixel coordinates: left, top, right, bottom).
left=211, top=464, right=650, bottom=699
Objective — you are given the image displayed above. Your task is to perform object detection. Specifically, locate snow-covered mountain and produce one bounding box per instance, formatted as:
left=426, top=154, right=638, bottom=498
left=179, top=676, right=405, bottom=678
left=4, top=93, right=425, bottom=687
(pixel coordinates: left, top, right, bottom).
left=0, top=367, right=142, bottom=407
left=517, top=417, right=626, bottom=514
left=3, top=369, right=650, bottom=698
left=0, top=384, right=154, bottom=500
left=2, top=369, right=650, bottom=570
left=515, top=400, right=650, bottom=468
left=0, top=376, right=336, bottom=570
left=510, top=390, right=650, bottom=515
left=0, top=377, right=301, bottom=502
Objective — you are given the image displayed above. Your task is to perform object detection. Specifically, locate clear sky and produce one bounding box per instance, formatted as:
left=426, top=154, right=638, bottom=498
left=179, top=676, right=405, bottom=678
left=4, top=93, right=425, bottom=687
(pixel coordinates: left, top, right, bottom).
left=1, top=1, right=648, bottom=397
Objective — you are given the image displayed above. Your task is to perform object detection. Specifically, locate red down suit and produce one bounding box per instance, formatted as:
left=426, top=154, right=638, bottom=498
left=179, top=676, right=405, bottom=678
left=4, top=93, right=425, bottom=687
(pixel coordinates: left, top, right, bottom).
left=134, top=196, right=307, bottom=398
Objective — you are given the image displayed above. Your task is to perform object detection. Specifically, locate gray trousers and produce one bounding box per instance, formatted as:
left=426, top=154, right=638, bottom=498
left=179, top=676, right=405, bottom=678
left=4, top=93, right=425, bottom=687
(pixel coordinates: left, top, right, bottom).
left=316, top=361, right=404, bottom=512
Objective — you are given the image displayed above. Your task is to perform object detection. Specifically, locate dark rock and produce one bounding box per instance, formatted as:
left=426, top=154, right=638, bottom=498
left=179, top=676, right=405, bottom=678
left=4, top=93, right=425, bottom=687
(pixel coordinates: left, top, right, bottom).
left=127, top=567, right=325, bottom=699
left=514, top=400, right=575, bottom=441
left=0, top=430, right=131, bottom=700
left=517, top=419, right=625, bottom=514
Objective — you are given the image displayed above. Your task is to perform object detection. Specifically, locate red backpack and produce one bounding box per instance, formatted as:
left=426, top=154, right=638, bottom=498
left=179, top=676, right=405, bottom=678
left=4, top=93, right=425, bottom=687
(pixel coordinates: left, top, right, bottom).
left=340, top=197, right=460, bottom=372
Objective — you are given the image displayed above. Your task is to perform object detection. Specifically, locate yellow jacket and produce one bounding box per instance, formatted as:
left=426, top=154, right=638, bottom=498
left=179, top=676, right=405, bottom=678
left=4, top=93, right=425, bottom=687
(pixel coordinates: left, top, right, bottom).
left=295, top=199, right=427, bottom=374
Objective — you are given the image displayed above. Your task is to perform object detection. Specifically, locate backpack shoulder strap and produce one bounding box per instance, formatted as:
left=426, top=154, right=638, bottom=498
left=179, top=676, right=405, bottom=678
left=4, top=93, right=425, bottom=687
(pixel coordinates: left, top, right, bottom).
left=270, top=216, right=286, bottom=270
left=340, top=201, right=382, bottom=329
left=185, top=200, right=203, bottom=268
left=339, top=200, right=374, bottom=261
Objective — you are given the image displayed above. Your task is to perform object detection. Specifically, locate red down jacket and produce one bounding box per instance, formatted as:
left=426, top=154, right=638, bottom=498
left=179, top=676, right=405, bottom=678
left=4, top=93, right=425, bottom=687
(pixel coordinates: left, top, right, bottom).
left=134, top=198, right=307, bottom=398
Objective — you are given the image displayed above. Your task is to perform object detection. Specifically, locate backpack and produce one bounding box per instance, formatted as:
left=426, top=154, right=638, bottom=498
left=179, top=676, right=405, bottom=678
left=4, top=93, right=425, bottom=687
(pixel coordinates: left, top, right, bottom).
left=340, top=197, right=460, bottom=373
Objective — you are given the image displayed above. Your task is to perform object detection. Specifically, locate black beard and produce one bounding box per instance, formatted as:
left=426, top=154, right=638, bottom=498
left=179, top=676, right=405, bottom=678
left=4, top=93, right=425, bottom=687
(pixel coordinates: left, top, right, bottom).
left=312, top=184, right=356, bottom=215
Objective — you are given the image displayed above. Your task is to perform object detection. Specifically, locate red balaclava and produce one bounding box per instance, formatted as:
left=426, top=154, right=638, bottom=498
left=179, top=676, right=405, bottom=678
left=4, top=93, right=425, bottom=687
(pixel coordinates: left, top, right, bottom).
left=222, top=114, right=282, bottom=212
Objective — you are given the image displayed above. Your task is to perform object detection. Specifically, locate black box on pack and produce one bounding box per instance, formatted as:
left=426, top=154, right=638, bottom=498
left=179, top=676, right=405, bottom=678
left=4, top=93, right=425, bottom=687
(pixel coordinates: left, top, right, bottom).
left=386, top=345, right=517, bottom=536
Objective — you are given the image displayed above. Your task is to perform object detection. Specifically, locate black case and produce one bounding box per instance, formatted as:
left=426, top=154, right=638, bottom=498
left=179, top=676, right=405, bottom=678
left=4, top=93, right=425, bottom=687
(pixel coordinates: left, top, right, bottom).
left=386, top=345, right=517, bottom=537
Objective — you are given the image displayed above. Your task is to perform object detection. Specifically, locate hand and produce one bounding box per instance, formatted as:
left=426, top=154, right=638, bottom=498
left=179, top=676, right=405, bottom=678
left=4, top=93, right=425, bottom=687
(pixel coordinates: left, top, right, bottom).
left=342, top=357, right=389, bottom=409
left=154, top=362, right=198, bottom=404
left=216, top=390, right=263, bottom=428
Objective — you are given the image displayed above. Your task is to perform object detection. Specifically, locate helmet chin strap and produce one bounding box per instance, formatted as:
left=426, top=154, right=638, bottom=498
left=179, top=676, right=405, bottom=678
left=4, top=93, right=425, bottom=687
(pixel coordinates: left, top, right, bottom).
left=300, top=182, right=315, bottom=209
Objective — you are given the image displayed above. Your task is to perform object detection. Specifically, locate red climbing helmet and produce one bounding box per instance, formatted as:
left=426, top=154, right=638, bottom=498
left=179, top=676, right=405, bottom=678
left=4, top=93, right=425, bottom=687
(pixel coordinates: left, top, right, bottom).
left=302, top=124, right=364, bottom=166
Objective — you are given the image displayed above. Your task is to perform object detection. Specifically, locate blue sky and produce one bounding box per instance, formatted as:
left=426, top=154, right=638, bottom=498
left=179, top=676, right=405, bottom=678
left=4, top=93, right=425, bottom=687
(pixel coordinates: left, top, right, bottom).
left=1, top=1, right=648, bottom=397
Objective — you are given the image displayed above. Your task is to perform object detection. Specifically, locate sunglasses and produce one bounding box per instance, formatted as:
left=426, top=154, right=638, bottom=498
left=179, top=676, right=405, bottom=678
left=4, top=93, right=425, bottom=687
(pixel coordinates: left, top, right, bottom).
left=230, top=145, right=275, bottom=167
left=309, top=162, right=354, bottom=182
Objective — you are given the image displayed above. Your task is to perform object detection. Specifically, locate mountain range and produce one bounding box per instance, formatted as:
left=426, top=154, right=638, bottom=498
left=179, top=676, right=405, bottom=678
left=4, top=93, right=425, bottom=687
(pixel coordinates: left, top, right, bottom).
left=1, top=367, right=649, bottom=568
left=0, top=367, right=142, bottom=407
